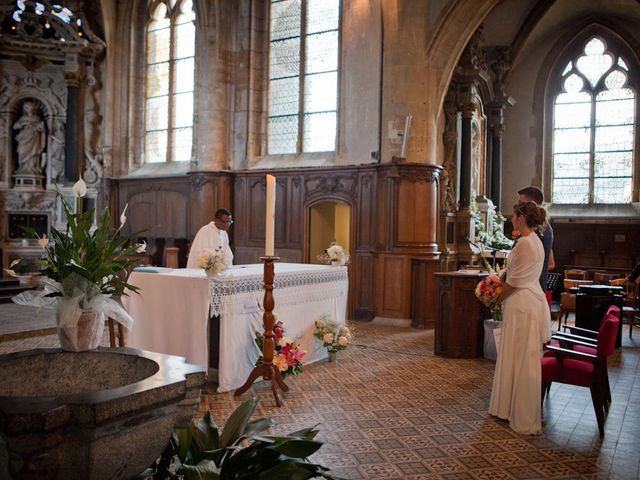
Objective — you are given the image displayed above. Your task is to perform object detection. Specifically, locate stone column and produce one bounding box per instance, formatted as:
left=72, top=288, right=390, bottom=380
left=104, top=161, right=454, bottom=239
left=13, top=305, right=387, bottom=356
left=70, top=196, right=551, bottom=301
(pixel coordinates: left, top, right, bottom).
left=63, top=63, right=83, bottom=183
left=459, top=103, right=474, bottom=210
left=487, top=106, right=504, bottom=209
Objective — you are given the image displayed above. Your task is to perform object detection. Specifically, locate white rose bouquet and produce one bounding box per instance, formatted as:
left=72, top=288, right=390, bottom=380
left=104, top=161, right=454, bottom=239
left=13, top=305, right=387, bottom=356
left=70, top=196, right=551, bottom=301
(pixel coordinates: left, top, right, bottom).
left=317, top=242, right=350, bottom=266
left=313, top=315, right=352, bottom=353
left=198, top=247, right=227, bottom=276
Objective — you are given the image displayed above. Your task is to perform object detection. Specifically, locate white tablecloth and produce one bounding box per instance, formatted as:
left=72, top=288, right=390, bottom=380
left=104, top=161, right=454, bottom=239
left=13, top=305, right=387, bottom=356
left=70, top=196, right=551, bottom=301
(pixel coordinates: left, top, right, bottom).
left=124, top=263, right=348, bottom=392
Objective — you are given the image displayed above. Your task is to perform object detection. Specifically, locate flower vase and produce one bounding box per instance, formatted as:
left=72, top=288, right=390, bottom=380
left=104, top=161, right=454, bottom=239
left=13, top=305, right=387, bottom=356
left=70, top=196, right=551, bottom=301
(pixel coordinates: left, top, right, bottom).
left=328, top=351, right=337, bottom=363
left=57, top=310, right=106, bottom=352
left=205, top=269, right=218, bottom=278
left=483, top=318, right=501, bottom=361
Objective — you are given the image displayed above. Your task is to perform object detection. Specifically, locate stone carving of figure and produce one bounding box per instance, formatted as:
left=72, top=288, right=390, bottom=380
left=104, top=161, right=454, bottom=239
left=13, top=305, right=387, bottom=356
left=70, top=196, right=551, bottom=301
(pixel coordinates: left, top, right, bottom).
left=48, top=119, right=65, bottom=183
left=13, top=101, right=46, bottom=176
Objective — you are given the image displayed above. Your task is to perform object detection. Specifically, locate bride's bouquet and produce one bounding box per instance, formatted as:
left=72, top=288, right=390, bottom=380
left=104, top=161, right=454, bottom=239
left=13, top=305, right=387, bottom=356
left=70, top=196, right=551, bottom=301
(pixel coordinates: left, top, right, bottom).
left=475, top=274, right=504, bottom=321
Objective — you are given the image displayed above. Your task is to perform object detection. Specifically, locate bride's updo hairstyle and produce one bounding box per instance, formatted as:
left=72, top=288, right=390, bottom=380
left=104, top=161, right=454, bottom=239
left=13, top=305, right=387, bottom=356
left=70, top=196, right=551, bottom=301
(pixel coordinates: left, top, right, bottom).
left=513, top=201, right=546, bottom=229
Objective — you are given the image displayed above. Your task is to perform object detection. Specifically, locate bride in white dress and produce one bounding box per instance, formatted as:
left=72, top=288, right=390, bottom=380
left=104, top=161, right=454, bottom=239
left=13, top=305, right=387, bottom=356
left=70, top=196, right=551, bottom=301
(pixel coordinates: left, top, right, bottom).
left=489, top=201, right=552, bottom=435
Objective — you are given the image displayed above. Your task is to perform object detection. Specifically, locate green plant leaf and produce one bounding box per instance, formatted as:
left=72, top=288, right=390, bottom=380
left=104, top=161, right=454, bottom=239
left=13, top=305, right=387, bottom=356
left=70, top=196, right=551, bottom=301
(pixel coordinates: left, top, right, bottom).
left=255, top=459, right=320, bottom=480
left=245, top=418, right=276, bottom=435
left=175, top=426, right=193, bottom=462
left=192, top=411, right=220, bottom=452
left=180, top=459, right=220, bottom=480
left=268, top=439, right=324, bottom=458
left=219, top=397, right=258, bottom=447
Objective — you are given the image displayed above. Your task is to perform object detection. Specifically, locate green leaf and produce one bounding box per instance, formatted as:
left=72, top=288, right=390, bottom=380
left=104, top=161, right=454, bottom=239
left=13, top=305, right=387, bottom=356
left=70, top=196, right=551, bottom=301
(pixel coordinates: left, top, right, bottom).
left=269, top=439, right=324, bottom=458
left=219, top=397, right=258, bottom=447
left=191, top=411, right=219, bottom=453
left=180, top=460, right=220, bottom=480
left=175, top=426, right=193, bottom=462
left=245, top=418, right=276, bottom=435
left=256, top=459, right=319, bottom=480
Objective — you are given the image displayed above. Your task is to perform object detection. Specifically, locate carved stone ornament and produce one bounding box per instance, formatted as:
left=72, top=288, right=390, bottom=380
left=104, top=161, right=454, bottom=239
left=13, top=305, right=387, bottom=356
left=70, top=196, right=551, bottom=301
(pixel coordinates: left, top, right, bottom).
left=492, top=47, right=512, bottom=97
left=457, top=27, right=487, bottom=75
left=305, top=175, right=357, bottom=199
left=2, top=190, right=56, bottom=212
left=397, top=166, right=441, bottom=184
left=441, top=91, right=459, bottom=213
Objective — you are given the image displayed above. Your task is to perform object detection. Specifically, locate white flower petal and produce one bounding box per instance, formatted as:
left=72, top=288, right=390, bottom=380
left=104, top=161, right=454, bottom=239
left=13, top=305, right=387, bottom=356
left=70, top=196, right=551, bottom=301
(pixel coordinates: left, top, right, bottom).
left=120, top=203, right=128, bottom=228
left=10, top=259, right=21, bottom=268
left=136, top=240, right=147, bottom=253
left=72, top=176, right=87, bottom=197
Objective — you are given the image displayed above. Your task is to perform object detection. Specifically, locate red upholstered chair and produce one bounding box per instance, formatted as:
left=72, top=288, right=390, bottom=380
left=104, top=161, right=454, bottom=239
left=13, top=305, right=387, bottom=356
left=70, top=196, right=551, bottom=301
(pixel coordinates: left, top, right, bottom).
left=550, top=305, right=621, bottom=407
left=541, top=313, right=620, bottom=437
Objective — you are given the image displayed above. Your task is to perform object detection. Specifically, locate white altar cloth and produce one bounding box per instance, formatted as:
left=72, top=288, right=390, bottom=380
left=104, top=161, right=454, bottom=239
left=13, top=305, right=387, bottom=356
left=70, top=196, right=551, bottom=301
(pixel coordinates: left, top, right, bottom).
left=124, top=263, right=348, bottom=392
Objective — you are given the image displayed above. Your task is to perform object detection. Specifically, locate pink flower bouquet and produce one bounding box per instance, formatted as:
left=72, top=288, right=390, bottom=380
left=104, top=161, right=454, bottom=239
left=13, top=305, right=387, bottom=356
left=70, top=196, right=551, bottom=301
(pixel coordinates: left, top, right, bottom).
left=255, top=320, right=305, bottom=378
left=475, top=274, right=504, bottom=321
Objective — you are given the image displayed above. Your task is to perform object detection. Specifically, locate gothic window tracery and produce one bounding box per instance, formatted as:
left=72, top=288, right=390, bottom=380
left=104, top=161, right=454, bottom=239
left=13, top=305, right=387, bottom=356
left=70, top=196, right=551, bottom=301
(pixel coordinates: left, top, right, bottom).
left=144, top=0, right=195, bottom=163
left=551, top=36, right=636, bottom=204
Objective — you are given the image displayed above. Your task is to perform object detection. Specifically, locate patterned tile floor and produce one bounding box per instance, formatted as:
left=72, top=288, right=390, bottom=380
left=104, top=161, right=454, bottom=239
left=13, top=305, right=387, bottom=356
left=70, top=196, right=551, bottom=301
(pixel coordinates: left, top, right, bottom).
left=1, top=305, right=639, bottom=479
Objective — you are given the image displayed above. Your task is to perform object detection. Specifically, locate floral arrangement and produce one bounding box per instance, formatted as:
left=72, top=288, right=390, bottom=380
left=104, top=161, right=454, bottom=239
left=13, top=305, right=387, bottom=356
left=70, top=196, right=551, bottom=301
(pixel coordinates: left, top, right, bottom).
left=255, top=320, right=306, bottom=378
left=472, top=243, right=507, bottom=321
left=317, top=242, right=350, bottom=266
left=197, top=246, right=227, bottom=276
left=313, top=315, right=352, bottom=353
left=13, top=177, right=144, bottom=349
left=470, top=198, right=514, bottom=250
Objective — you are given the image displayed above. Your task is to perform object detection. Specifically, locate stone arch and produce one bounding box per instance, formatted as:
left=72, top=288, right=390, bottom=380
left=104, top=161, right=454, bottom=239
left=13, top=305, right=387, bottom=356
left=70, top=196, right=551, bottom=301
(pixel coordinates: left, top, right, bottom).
left=422, top=0, right=502, bottom=162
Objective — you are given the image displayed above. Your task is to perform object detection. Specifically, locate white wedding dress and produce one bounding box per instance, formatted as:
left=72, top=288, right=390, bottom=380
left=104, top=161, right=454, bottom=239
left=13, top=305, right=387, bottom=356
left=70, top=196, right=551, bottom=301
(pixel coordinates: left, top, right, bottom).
left=489, top=233, right=551, bottom=434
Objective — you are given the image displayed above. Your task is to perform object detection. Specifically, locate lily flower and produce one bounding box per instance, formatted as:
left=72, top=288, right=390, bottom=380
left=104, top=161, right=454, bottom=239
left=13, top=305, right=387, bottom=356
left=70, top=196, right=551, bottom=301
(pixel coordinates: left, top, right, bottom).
left=72, top=176, right=87, bottom=197
left=38, top=234, right=48, bottom=249
left=120, top=203, right=128, bottom=229
left=136, top=241, right=147, bottom=253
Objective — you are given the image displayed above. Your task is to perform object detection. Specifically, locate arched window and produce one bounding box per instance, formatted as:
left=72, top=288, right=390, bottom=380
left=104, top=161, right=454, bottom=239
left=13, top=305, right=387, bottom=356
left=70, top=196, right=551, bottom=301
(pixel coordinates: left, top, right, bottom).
left=551, top=36, right=635, bottom=204
left=268, top=0, right=340, bottom=155
left=145, top=0, right=195, bottom=163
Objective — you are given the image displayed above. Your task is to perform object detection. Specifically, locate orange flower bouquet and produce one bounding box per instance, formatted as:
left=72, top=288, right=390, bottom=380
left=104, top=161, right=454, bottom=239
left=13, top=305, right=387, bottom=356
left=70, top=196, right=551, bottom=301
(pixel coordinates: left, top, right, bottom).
left=475, top=274, right=504, bottom=321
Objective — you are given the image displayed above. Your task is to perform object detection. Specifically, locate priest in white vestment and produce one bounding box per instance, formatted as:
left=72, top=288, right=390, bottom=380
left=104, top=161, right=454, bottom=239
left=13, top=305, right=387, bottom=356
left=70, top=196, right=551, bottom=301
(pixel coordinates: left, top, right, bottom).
left=186, top=208, right=234, bottom=269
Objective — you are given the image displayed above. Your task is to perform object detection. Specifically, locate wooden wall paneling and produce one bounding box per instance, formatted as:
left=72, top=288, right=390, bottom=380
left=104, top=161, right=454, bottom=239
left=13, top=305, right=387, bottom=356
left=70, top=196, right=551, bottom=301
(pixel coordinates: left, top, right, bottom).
left=411, top=258, right=440, bottom=328
left=396, top=176, right=430, bottom=246
left=248, top=176, right=266, bottom=244
left=357, top=171, right=376, bottom=249
left=376, top=254, right=411, bottom=318
left=354, top=252, right=375, bottom=319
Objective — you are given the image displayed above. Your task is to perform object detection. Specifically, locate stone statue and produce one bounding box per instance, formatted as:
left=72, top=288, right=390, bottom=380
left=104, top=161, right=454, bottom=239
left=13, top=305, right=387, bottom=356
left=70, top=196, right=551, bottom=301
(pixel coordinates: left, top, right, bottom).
left=13, top=101, right=46, bottom=176
left=48, top=119, right=65, bottom=183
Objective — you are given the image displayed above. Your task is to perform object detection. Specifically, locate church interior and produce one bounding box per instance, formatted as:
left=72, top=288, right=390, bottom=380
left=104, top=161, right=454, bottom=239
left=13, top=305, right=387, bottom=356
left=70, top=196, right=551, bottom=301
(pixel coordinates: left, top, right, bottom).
left=1, top=0, right=640, bottom=478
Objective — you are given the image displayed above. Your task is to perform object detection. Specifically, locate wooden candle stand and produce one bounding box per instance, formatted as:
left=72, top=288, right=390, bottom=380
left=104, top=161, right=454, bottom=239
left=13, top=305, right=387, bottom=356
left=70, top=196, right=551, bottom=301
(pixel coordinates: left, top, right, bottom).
left=234, top=256, right=289, bottom=406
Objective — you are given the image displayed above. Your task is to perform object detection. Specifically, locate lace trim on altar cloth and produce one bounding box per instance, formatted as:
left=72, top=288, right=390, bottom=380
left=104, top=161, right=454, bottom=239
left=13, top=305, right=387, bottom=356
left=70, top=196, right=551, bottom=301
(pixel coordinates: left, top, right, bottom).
left=209, top=268, right=348, bottom=316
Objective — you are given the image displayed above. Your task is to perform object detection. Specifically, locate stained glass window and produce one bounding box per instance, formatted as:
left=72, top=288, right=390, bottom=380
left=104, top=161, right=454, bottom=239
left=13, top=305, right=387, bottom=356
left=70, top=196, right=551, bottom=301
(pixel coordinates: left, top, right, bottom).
left=268, top=0, right=340, bottom=155
left=552, top=37, right=635, bottom=204
left=144, top=0, right=195, bottom=163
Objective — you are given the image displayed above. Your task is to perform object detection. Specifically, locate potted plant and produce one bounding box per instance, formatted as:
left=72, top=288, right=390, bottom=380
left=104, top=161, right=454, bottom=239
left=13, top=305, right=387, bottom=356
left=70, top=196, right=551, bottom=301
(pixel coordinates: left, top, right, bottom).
left=140, top=397, right=338, bottom=479
left=13, top=177, right=144, bottom=351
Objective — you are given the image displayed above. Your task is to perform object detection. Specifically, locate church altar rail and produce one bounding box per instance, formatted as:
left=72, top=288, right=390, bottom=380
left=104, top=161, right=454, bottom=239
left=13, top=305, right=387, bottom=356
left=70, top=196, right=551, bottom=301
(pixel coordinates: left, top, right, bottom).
left=124, top=264, right=348, bottom=393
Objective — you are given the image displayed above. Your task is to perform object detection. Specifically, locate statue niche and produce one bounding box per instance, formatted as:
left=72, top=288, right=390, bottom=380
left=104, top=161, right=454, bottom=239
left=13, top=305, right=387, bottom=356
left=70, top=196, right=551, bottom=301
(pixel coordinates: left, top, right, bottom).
left=12, top=99, right=48, bottom=189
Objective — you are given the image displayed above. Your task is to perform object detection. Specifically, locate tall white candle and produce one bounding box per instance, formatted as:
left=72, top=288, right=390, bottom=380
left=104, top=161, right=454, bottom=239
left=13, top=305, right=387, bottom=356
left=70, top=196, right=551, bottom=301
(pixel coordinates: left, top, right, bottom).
left=400, top=115, right=412, bottom=158
left=265, top=174, right=276, bottom=256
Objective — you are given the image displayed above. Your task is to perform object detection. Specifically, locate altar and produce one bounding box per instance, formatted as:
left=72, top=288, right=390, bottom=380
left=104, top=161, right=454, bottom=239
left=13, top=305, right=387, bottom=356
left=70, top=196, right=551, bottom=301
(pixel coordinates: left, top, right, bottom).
left=124, top=263, right=348, bottom=392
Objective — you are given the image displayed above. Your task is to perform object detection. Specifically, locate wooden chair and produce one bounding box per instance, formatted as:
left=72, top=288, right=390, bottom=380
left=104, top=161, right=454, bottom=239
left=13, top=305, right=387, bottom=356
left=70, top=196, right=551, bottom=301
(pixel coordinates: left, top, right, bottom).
left=165, top=247, right=180, bottom=268
left=621, top=280, right=640, bottom=338
left=593, top=272, right=624, bottom=285
left=565, top=269, right=588, bottom=280
left=559, top=279, right=593, bottom=325
left=542, top=313, right=620, bottom=437
left=551, top=305, right=621, bottom=409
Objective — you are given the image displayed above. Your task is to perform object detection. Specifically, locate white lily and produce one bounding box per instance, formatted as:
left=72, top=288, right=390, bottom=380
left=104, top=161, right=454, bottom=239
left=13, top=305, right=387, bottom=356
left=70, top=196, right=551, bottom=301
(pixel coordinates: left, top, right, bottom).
left=4, top=259, right=21, bottom=277
left=38, top=234, right=48, bottom=249
left=10, top=259, right=21, bottom=268
left=136, top=240, right=147, bottom=253
left=72, top=176, right=87, bottom=197
left=120, top=203, right=128, bottom=229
